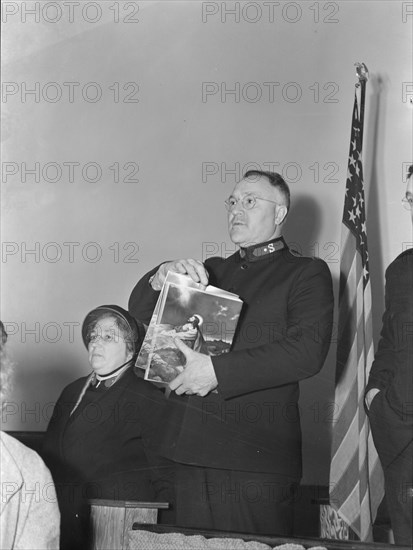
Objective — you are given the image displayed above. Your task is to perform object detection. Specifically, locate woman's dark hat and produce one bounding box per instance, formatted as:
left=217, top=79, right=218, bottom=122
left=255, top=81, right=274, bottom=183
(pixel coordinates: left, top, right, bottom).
left=81, top=305, right=145, bottom=355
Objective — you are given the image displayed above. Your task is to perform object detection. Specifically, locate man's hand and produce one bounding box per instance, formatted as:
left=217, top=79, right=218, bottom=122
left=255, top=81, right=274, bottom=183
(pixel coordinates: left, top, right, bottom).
left=169, top=339, right=218, bottom=396
left=365, top=388, right=381, bottom=410
left=150, top=259, right=209, bottom=291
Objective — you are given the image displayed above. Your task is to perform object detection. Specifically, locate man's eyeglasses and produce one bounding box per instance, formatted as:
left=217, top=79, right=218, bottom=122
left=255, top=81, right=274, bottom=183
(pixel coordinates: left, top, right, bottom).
left=402, top=196, right=413, bottom=211
left=224, top=195, right=279, bottom=211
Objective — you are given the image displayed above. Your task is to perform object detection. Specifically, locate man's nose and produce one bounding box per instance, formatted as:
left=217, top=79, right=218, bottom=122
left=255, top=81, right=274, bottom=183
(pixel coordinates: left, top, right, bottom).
left=231, top=199, right=245, bottom=215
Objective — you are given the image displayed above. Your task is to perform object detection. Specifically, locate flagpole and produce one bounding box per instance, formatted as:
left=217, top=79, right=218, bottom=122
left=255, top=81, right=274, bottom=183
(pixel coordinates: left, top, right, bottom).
left=354, top=62, right=369, bottom=147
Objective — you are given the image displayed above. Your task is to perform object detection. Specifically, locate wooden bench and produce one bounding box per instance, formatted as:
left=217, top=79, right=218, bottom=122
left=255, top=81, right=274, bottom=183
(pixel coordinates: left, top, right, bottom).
left=88, top=499, right=169, bottom=550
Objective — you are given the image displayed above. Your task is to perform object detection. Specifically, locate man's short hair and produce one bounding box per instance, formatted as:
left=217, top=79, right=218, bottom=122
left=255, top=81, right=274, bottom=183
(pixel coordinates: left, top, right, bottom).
left=244, top=170, right=290, bottom=212
left=408, top=165, right=413, bottom=179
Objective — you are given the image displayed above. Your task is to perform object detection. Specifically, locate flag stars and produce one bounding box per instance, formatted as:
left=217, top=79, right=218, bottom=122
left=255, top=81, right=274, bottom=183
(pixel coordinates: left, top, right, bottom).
left=359, top=193, right=364, bottom=207
left=361, top=221, right=367, bottom=233
left=349, top=155, right=356, bottom=168
left=355, top=164, right=361, bottom=176
left=348, top=210, right=356, bottom=222
left=355, top=205, right=361, bottom=218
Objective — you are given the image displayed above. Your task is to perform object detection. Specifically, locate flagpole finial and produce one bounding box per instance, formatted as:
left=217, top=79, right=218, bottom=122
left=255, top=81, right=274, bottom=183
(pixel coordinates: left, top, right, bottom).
left=355, top=63, right=369, bottom=86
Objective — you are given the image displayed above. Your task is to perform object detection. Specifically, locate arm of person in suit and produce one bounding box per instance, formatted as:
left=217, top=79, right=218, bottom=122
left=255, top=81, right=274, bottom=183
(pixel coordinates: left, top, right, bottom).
left=364, top=328, right=392, bottom=411
left=367, top=252, right=413, bottom=417
left=365, top=388, right=381, bottom=410
left=170, top=259, right=334, bottom=398
left=365, top=260, right=403, bottom=409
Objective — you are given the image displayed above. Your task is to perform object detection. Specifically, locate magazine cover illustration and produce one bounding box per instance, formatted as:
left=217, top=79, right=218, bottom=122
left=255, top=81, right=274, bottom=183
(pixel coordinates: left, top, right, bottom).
left=135, top=272, right=242, bottom=384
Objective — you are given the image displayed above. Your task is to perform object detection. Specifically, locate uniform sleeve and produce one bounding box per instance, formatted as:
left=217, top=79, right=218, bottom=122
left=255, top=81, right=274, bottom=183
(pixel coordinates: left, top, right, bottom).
left=135, top=384, right=176, bottom=520
left=128, top=265, right=162, bottom=323
left=213, top=259, right=334, bottom=399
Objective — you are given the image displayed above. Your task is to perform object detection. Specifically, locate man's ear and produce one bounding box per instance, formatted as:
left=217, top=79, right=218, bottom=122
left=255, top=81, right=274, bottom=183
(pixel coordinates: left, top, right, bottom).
left=275, top=205, right=288, bottom=225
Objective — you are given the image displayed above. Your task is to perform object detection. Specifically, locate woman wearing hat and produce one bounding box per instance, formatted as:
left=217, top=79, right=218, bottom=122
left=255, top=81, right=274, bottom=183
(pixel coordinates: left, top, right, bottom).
left=43, top=305, right=172, bottom=550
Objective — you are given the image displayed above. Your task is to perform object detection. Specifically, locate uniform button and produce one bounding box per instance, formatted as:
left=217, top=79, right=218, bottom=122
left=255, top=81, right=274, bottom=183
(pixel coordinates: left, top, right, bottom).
left=241, top=264, right=248, bottom=270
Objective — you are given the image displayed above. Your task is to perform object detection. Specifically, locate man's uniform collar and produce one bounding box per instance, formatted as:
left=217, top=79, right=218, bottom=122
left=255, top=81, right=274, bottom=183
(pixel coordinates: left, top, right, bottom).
left=239, top=236, right=287, bottom=262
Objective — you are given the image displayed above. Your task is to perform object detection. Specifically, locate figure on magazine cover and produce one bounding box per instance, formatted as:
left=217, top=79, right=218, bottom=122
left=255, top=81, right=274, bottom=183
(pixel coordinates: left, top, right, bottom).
left=129, top=170, right=334, bottom=535
left=0, top=321, right=60, bottom=550
left=172, top=314, right=207, bottom=353
left=42, top=306, right=174, bottom=550
left=365, top=165, right=413, bottom=546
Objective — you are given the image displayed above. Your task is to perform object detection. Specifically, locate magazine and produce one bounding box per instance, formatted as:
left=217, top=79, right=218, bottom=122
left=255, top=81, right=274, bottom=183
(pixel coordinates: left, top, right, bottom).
left=135, top=271, right=243, bottom=384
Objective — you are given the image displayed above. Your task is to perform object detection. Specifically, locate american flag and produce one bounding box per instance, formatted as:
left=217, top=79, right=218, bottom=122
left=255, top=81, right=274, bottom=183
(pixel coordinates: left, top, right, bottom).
left=329, top=88, right=384, bottom=541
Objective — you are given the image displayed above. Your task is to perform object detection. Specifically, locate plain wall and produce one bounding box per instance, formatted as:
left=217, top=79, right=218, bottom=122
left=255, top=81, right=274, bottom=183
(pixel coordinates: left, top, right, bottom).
left=1, top=1, right=412, bottom=487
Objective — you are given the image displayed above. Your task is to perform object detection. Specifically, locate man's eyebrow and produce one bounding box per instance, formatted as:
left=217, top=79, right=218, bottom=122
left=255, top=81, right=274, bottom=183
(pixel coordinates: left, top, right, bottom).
left=229, top=192, right=256, bottom=199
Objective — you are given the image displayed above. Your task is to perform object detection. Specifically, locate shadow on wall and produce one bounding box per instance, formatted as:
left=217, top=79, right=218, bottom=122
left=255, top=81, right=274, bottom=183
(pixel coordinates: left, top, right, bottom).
left=284, top=196, right=339, bottom=485
left=5, top=353, right=86, bottom=432
left=284, top=195, right=322, bottom=258
left=364, top=74, right=386, bottom=344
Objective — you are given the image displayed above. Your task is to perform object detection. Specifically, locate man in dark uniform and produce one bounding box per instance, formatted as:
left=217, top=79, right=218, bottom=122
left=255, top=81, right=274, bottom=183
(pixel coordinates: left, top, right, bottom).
left=129, top=170, right=334, bottom=535
left=365, top=165, right=413, bottom=546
